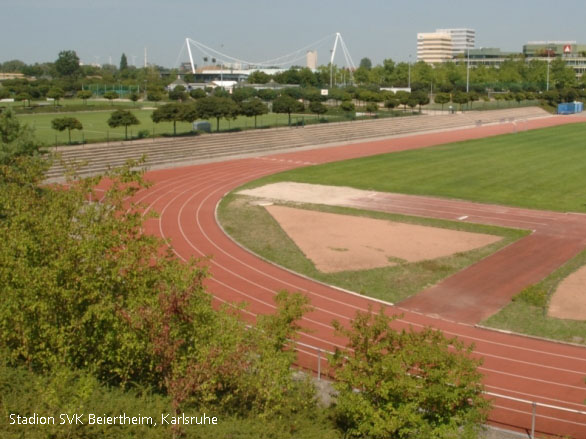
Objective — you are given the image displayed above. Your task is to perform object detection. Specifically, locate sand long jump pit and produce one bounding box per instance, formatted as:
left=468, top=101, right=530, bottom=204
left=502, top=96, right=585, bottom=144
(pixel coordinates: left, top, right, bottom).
left=239, top=183, right=502, bottom=274
left=548, top=265, right=586, bottom=321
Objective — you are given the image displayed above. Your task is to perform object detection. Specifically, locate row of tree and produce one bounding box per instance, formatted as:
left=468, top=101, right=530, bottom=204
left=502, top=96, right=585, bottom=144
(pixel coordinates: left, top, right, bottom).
left=2, top=48, right=586, bottom=96
left=52, top=85, right=574, bottom=144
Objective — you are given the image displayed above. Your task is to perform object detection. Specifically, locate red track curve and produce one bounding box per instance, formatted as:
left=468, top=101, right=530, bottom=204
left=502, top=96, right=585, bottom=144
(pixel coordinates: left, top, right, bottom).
left=132, top=116, right=586, bottom=437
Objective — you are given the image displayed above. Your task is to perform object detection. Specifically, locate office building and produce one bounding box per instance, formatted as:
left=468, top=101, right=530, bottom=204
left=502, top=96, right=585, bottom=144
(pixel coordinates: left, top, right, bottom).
left=417, top=32, right=453, bottom=64
left=436, top=28, right=476, bottom=56
left=306, top=50, right=318, bottom=70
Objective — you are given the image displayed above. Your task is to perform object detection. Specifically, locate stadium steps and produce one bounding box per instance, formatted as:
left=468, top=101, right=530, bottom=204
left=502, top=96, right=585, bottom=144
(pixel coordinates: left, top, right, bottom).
left=46, top=107, right=549, bottom=180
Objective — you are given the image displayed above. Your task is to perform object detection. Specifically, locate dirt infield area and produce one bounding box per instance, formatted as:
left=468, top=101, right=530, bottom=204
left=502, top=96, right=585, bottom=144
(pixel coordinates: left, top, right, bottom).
left=241, top=182, right=586, bottom=323
left=549, top=265, right=586, bottom=320
left=264, top=204, right=501, bottom=273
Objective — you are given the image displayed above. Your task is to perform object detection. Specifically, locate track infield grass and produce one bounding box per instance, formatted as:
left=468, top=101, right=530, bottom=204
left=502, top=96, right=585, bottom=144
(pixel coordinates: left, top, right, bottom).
left=243, top=122, right=586, bottom=214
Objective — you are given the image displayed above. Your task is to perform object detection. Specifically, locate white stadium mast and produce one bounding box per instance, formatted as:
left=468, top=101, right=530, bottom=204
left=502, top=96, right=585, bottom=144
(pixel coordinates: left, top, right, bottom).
left=181, top=33, right=356, bottom=84
left=329, top=32, right=356, bottom=87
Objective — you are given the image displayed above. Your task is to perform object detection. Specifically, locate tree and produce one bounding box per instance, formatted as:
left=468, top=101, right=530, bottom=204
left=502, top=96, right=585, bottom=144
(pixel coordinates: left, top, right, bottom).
left=359, top=57, right=373, bottom=70
left=76, top=90, right=93, bottom=105
left=308, top=101, right=328, bottom=120
left=103, top=91, right=119, bottom=106
left=413, top=90, right=430, bottom=112
left=46, top=87, right=64, bottom=107
left=452, top=91, right=469, bottom=111
left=169, top=85, right=187, bottom=101
left=107, top=109, right=140, bottom=140
left=0, top=134, right=317, bottom=423
left=15, top=92, right=31, bottom=107
left=231, top=87, right=257, bottom=103
left=119, top=53, right=128, bottom=71
left=272, top=95, right=304, bottom=126
left=407, top=97, right=418, bottom=113
left=240, top=98, right=269, bottom=128
left=54, top=50, right=81, bottom=78
left=151, top=102, right=195, bottom=136
left=128, top=92, right=139, bottom=106
left=51, top=117, right=83, bottom=144
left=434, top=92, right=451, bottom=111
left=330, top=308, right=489, bottom=439
left=195, top=96, right=240, bottom=132
left=340, top=100, right=355, bottom=113
left=0, top=109, right=43, bottom=169
left=247, top=70, right=271, bottom=84
left=147, top=91, right=163, bottom=103
left=257, top=89, right=277, bottom=102
left=384, top=98, right=399, bottom=111
left=365, top=102, right=378, bottom=115
left=189, top=88, right=207, bottom=99
left=396, top=90, right=411, bottom=111
left=468, top=91, right=480, bottom=109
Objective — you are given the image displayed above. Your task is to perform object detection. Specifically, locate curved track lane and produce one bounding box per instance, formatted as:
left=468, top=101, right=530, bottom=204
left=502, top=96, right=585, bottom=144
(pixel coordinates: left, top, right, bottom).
left=134, top=116, right=586, bottom=438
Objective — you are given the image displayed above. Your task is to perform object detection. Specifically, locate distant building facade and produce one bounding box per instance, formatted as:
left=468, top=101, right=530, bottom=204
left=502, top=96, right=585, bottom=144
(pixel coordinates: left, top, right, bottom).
left=523, top=41, right=586, bottom=78
left=417, top=32, right=453, bottom=64
left=306, top=50, right=318, bottom=70
left=436, top=28, right=476, bottom=56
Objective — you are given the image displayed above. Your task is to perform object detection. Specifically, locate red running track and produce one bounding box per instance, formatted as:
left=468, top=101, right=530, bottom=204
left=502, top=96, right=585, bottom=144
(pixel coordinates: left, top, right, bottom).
left=133, top=116, right=586, bottom=438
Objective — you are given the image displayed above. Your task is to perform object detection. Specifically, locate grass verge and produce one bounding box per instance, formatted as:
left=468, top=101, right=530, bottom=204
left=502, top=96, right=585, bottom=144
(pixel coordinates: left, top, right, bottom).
left=482, top=251, right=586, bottom=345
left=218, top=193, right=526, bottom=304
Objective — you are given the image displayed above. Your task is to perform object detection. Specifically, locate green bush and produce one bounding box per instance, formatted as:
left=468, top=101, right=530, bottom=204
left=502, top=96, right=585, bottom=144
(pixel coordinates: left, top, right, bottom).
left=512, top=285, right=549, bottom=308
left=137, top=129, right=150, bottom=139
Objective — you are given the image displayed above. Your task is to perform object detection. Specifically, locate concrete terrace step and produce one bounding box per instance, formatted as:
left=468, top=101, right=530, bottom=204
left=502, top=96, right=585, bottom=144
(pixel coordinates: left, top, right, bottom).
left=46, top=107, right=550, bottom=180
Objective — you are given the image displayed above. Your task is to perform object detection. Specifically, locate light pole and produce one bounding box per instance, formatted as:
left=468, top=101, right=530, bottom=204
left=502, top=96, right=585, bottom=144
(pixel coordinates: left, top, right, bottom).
left=546, top=50, right=551, bottom=91
left=330, top=50, right=334, bottom=89
left=466, top=47, right=470, bottom=93
left=408, top=55, right=411, bottom=89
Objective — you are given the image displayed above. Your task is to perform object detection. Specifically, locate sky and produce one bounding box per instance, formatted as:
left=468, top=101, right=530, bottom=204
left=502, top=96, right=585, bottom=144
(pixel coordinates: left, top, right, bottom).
left=3, top=0, right=586, bottom=68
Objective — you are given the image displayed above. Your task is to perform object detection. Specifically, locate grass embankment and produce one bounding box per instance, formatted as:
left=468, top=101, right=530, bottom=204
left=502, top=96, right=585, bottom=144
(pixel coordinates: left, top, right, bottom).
left=221, top=123, right=586, bottom=342
left=218, top=195, right=524, bottom=304
left=246, top=123, right=586, bottom=214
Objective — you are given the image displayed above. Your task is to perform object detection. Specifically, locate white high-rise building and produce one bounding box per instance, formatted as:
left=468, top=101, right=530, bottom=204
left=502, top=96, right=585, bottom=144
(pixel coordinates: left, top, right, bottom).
left=436, top=28, right=475, bottom=56
left=417, top=32, right=453, bottom=64
left=306, top=50, right=318, bottom=70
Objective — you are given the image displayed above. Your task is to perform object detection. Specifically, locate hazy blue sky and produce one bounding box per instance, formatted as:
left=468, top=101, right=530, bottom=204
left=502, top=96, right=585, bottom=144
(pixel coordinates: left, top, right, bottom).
left=3, top=0, right=586, bottom=68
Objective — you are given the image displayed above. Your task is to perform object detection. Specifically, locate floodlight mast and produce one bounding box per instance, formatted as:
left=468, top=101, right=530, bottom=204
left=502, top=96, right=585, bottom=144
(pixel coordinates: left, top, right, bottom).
left=186, top=38, right=196, bottom=74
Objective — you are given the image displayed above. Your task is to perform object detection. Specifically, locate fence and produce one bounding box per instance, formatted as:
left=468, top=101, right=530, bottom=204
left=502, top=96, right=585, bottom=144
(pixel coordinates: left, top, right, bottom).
left=83, top=84, right=140, bottom=97
left=293, top=341, right=586, bottom=439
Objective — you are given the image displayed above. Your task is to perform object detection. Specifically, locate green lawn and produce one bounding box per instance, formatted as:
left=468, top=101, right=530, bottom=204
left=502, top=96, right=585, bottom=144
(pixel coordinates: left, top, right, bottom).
left=246, top=123, right=586, bottom=213
left=16, top=110, right=319, bottom=145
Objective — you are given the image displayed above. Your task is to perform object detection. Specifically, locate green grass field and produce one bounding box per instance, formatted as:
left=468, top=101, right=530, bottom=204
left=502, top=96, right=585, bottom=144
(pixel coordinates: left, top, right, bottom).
left=247, top=123, right=586, bottom=213
left=16, top=110, right=319, bottom=145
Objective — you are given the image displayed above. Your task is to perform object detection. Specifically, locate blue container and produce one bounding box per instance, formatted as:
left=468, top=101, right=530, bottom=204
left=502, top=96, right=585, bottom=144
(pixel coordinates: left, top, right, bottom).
left=557, top=102, right=583, bottom=114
